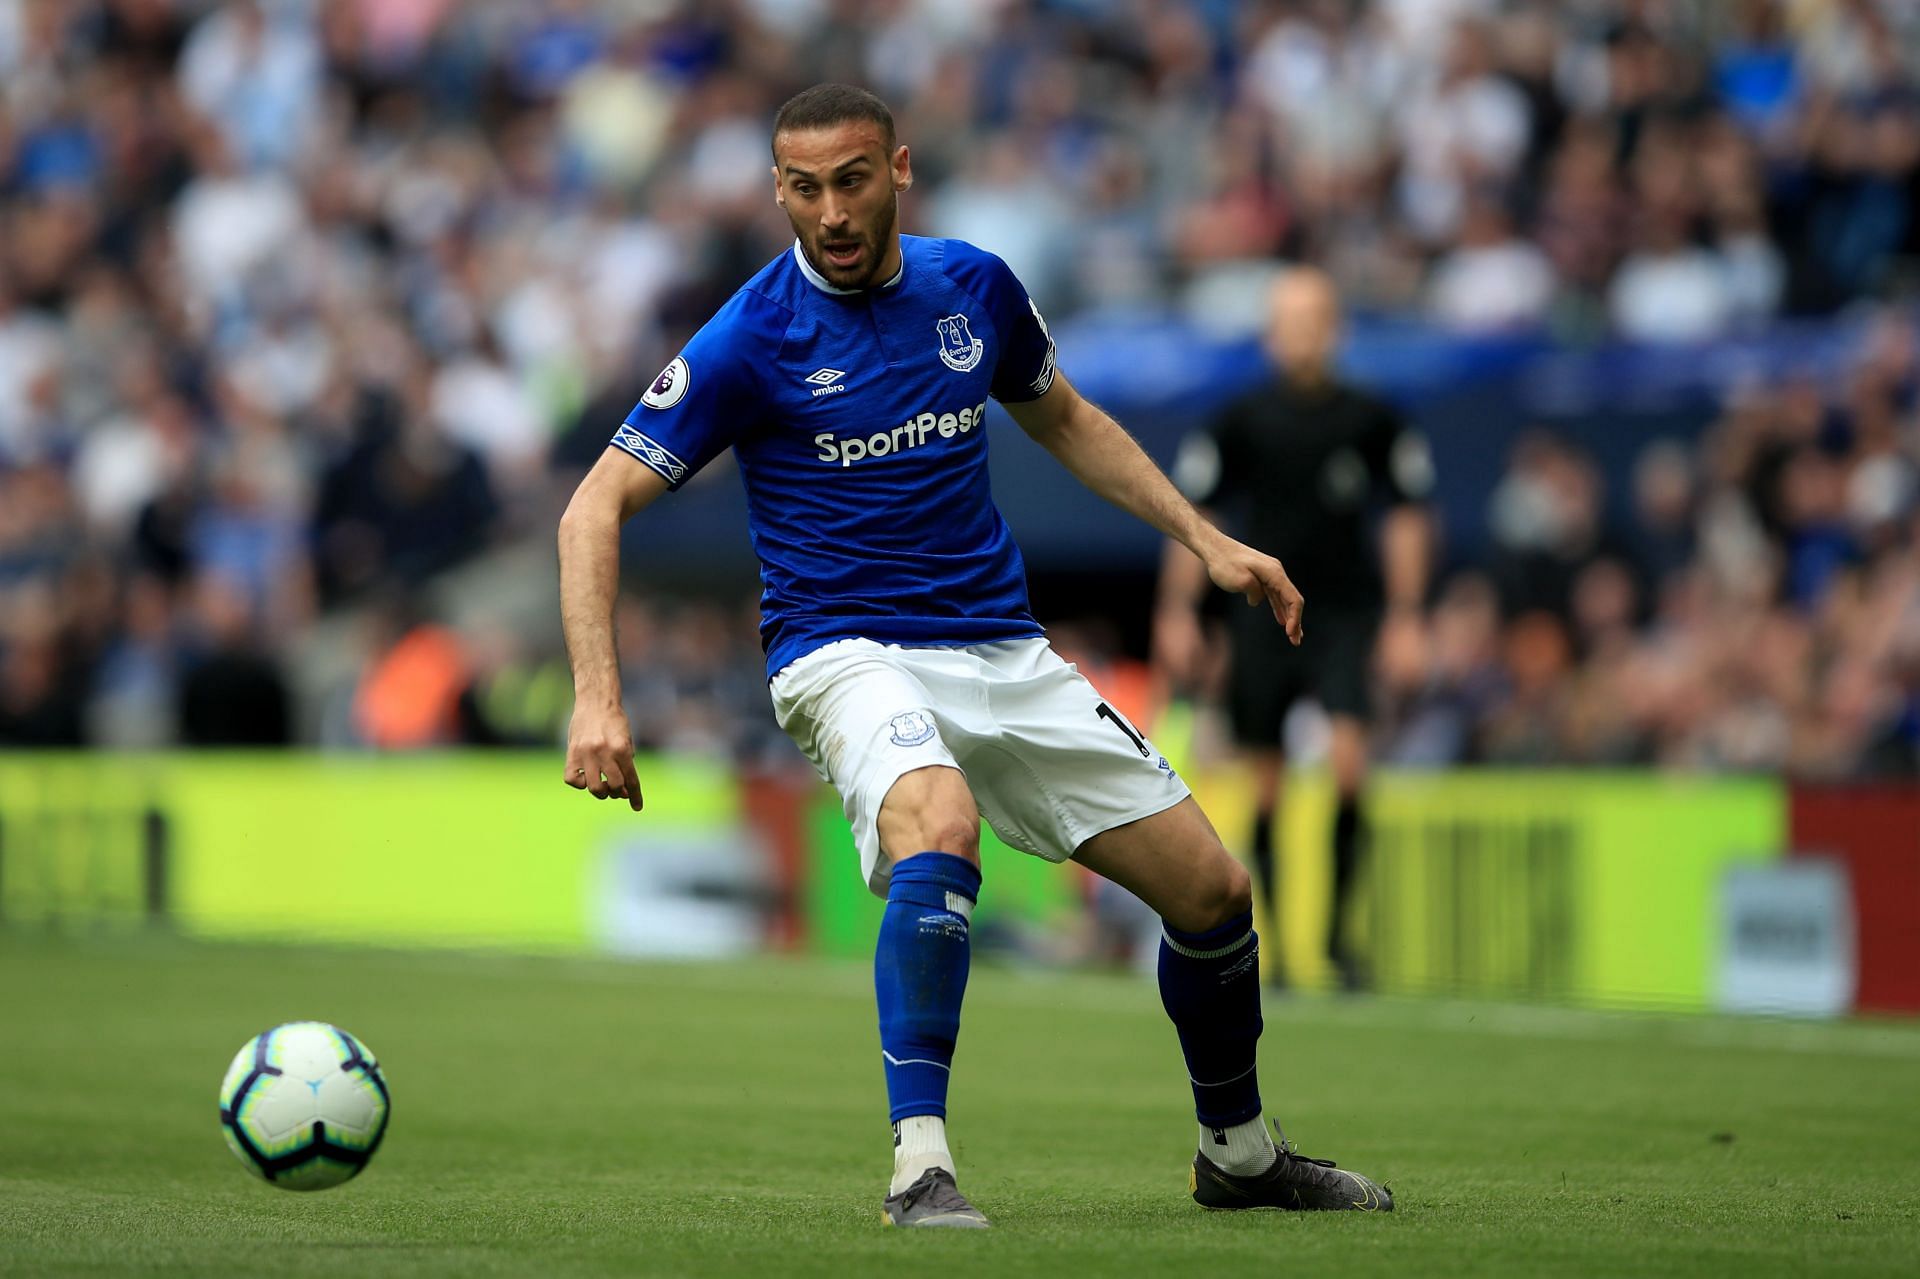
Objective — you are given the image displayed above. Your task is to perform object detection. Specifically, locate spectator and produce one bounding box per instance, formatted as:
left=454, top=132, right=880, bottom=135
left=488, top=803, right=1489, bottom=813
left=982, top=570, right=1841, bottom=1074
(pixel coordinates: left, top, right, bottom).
left=1610, top=206, right=1737, bottom=343
left=176, top=0, right=323, bottom=173
left=176, top=572, right=291, bottom=746
left=1487, top=434, right=1614, bottom=619
left=351, top=606, right=468, bottom=750
left=1426, top=193, right=1557, bottom=332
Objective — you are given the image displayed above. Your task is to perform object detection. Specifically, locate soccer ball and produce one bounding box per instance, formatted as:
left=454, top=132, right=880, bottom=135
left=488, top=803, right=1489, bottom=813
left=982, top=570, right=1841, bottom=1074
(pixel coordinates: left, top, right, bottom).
left=218, top=1021, right=391, bottom=1190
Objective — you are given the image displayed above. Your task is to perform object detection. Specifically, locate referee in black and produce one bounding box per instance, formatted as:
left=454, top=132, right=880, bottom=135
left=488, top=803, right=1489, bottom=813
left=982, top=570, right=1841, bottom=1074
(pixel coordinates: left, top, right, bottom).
left=1154, top=267, right=1433, bottom=990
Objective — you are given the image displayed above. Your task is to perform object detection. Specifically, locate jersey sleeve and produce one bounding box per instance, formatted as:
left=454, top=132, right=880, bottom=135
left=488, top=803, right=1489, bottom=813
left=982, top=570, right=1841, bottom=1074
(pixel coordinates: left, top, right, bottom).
left=612, top=293, right=782, bottom=489
left=1360, top=400, right=1435, bottom=506
left=1172, top=401, right=1247, bottom=508
left=939, top=242, right=1057, bottom=403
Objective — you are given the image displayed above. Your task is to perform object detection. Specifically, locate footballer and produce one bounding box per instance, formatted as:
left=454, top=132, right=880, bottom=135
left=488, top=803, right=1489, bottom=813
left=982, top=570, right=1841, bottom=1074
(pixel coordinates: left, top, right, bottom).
left=559, top=84, right=1393, bottom=1227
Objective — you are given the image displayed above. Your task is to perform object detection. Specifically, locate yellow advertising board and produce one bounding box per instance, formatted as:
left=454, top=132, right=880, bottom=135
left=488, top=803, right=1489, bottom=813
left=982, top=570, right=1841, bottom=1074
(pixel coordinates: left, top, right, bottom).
left=1194, top=767, right=1785, bottom=1007
left=1, top=755, right=1787, bottom=1009
left=0, top=754, right=738, bottom=951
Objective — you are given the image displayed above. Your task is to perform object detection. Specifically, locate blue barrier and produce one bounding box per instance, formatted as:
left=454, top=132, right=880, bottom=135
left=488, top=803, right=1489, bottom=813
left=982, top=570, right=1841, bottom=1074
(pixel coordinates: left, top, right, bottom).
left=625, top=308, right=1900, bottom=575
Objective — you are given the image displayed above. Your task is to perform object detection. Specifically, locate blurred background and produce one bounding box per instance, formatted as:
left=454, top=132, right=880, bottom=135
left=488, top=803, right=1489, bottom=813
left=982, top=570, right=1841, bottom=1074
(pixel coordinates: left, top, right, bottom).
left=0, top=0, right=1915, bottom=1018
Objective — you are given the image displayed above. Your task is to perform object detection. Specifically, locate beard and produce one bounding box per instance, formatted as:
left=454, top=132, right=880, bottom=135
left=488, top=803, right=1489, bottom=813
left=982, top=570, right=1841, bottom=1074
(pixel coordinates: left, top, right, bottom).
left=797, top=196, right=898, bottom=290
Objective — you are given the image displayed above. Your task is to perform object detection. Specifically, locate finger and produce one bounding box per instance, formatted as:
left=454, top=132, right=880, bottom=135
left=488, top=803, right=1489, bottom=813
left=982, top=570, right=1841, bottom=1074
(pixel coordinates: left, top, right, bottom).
left=1260, top=566, right=1304, bottom=646
left=1257, top=563, right=1289, bottom=624
left=618, top=755, right=644, bottom=812
left=587, top=766, right=612, bottom=799
left=596, top=755, right=629, bottom=801
left=564, top=756, right=590, bottom=790
left=596, top=750, right=634, bottom=802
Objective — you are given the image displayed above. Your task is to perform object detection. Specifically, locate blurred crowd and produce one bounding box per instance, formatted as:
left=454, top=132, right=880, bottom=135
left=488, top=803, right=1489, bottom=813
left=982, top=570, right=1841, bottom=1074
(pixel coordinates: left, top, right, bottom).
left=0, top=0, right=1915, bottom=775
left=1371, top=313, right=1920, bottom=776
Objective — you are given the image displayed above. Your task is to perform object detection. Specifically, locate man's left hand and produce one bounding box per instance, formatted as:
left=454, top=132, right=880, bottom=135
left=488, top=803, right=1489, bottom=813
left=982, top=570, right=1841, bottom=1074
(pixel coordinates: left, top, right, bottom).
left=1204, top=540, right=1304, bottom=646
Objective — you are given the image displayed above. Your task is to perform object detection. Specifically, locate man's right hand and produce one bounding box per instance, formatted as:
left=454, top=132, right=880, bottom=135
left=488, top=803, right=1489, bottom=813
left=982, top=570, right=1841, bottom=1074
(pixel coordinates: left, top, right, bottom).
left=564, top=702, right=643, bottom=811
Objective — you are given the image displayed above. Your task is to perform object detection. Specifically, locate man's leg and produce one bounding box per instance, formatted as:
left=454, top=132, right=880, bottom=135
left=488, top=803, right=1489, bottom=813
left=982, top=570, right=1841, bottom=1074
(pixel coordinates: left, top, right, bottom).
left=871, top=764, right=989, bottom=1226
left=1326, top=715, right=1369, bottom=989
left=1244, top=748, right=1284, bottom=986
left=1075, top=797, right=1393, bottom=1211
left=766, top=642, right=989, bottom=1225
left=1075, top=798, right=1273, bottom=1171
left=1225, top=630, right=1293, bottom=986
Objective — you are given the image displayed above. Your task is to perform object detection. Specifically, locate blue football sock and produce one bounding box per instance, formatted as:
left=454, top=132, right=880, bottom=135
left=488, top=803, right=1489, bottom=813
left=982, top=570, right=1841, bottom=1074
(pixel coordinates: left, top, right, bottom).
left=875, top=852, right=980, bottom=1124
left=1158, top=911, right=1264, bottom=1128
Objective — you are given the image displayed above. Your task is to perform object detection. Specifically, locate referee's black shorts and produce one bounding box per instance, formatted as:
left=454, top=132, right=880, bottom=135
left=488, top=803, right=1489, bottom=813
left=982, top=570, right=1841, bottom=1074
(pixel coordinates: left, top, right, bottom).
left=1226, top=607, right=1378, bottom=749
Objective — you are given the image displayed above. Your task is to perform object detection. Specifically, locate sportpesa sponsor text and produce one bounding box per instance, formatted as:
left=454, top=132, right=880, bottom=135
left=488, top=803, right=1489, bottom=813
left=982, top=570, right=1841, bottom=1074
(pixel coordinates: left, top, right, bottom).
left=813, top=401, right=990, bottom=467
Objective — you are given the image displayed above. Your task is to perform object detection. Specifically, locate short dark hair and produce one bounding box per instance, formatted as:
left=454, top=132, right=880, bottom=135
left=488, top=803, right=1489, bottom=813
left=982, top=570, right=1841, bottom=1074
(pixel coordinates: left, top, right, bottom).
left=771, top=84, right=895, bottom=157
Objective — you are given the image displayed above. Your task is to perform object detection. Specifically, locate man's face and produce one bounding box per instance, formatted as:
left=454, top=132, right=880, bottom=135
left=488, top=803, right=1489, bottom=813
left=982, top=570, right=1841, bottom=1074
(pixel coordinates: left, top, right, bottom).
left=773, top=122, right=911, bottom=290
left=1266, top=271, right=1341, bottom=380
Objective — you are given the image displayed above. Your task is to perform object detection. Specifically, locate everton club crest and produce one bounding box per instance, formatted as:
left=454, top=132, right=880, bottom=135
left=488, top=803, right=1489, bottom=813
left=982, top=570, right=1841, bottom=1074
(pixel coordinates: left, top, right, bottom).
left=935, top=314, right=984, bottom=373
left=888, top=710, right=938, bottom=747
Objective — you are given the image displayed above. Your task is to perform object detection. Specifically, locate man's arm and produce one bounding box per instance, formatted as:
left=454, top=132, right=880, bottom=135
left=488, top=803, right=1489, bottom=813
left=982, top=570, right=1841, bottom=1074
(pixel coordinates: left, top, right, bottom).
left=1361, top=401, right=1436, bottom=688
left=1153, top=415, right=1237, bottom=685
left=1153, top=508, right=1220, bottom=686
left=1373, top=503, right=1434, bottom=691
left=557, top=450, right=672, bottom=809
left=1380, top=504, right=1431, bottom=614
left=1004, top=373, right=1303, bottom=645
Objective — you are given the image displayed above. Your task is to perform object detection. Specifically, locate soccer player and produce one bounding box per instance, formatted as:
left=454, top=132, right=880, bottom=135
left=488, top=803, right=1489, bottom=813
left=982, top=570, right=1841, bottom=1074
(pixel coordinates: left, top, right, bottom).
left=558, top=85, right=1393, bottom=1227
left=1155, top=269, right=1433, bottom=991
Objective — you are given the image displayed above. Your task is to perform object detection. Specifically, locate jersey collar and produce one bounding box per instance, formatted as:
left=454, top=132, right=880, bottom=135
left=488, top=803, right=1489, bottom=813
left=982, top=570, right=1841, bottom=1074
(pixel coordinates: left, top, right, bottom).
left=791, top=239, right=905, bottom=295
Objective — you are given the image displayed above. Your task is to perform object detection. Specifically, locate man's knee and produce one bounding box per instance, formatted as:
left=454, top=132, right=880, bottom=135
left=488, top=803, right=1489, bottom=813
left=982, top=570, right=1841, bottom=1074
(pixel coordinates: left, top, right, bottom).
left=1163, top=846, right=1252, bottom=933
left=892, top=813, right=980, bottom=862
left=1209, top=855, right=1253, bottom=923
left=1328, top=717, right=1368, bottom=795
left=879, top=766, right=981, bottom=863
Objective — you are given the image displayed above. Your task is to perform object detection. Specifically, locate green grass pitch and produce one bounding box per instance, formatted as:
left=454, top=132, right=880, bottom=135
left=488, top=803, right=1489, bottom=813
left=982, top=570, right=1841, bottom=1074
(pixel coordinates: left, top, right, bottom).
left=2, top=932, right=1917, bottom=1277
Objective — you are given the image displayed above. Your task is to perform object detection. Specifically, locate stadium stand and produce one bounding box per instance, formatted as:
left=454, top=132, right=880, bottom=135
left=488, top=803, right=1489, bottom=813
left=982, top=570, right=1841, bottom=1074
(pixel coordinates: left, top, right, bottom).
left=0, top=0, right=1913, bottom=775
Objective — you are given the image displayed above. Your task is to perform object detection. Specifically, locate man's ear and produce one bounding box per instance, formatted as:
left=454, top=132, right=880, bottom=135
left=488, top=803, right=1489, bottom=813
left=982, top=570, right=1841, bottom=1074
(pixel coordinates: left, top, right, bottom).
left=893, top=144, right=913, bottom=192
left=771, top=164, right=784, bottom=207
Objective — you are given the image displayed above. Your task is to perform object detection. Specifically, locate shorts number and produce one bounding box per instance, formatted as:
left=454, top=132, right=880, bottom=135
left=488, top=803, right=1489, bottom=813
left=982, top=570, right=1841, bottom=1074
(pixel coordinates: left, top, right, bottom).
left=1096, top=702, right=1150, bottom=758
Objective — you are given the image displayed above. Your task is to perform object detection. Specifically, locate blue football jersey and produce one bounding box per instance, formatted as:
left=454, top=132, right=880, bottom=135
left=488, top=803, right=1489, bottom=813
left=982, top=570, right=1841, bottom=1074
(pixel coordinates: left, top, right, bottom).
left=611, top=235, right=1059, bottom=678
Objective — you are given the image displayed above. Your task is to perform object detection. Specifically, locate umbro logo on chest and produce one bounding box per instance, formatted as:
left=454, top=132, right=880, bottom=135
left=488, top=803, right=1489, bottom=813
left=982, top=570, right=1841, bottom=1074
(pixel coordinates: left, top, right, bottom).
left=803, top=368, right=847, bottom=397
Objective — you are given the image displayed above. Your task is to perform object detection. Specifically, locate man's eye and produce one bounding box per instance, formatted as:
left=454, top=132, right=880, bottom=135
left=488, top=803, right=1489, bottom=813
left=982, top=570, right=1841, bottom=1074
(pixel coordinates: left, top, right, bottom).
left=795, top=185, right=817, bottom=197
left=841, top=175, right=864, bottom=188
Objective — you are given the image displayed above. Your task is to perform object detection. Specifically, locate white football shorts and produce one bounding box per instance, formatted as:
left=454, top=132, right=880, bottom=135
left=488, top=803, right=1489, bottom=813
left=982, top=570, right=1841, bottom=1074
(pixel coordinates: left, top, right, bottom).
left=770, top=636, right=1191, bottom=893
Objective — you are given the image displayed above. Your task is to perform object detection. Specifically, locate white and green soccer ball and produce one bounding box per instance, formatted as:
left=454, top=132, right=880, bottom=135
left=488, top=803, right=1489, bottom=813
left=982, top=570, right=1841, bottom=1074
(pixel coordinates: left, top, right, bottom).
left=218, top=1021, right=390, bottom=1190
